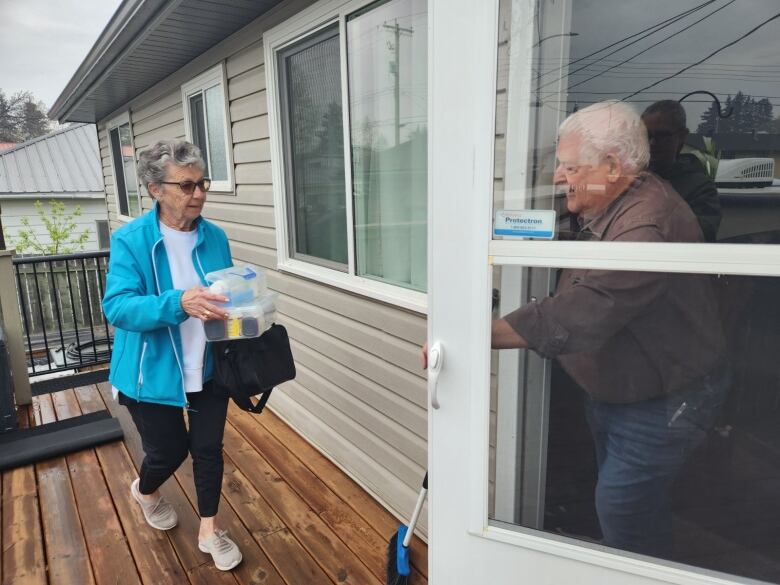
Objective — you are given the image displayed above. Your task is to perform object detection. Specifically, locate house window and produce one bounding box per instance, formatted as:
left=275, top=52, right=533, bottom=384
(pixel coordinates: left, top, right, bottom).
left=96, top=220, right=110, bottom=249
left=268, top=0, right=428, bottom=310
left=107, top=114, right=140, bottom=219
left=182, top=64, right=233, bottom=192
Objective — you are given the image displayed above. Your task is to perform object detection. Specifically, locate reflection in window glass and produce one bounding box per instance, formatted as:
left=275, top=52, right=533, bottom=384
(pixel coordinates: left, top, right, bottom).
left=189, top=93, right=210, bottom=178
left=489, top=263, right=780, bottom=582
left=279, top=24, right=348, bottom=268
left=347, top=0, right=428, bottom=291
left=110, top=122, right=140, bottom=218
left=205, top=85, right=228, bottom=182
left=494, top=0, right=780, bottom=245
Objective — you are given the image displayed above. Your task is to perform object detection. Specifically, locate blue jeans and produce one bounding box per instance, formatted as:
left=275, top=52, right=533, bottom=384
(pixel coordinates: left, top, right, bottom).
left=584, top=368, right=731, bottom=558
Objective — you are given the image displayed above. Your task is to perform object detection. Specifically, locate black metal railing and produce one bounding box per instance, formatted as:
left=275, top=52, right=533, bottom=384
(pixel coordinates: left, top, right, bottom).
left=13, top=250, right=111, bottom=376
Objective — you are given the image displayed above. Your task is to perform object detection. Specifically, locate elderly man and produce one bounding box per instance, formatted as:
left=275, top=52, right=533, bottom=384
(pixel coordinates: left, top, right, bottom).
left=641, top=100, right=721, bottom=242
left=493, top=101, right=729, bottom=557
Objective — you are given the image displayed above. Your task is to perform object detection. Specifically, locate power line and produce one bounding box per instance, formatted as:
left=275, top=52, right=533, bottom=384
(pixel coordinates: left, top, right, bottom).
left=536, top=0, right=719, bottom=88
left=567, top=0, right=738, bottom=91
left=623, top=11, right=780, bottom=99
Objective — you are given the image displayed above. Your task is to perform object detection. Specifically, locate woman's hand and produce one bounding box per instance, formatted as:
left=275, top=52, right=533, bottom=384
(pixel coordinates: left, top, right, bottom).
left=181, top=286, right=230, bottom=321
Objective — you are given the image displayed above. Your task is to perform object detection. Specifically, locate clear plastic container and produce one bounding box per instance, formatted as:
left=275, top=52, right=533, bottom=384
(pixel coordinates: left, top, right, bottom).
left=203, top=292, right=278, bottom=341
left=205, top=264, right=267, bottom=308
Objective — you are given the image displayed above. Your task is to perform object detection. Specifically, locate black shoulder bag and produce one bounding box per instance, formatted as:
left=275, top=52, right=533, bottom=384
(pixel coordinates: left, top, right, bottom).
left=211, top=324, right=296, bottom=414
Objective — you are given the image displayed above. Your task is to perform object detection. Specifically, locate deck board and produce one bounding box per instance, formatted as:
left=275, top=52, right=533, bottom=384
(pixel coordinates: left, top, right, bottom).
left=0, top=381, right=428, bottom=585
left=2, top=407, right=47, bottom=585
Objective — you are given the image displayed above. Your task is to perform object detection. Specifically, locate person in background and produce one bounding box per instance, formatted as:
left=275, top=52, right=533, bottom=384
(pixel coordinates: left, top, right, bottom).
left=642, top=99, right=721, bottom=242
left=102, top=139, right=242, bottom=572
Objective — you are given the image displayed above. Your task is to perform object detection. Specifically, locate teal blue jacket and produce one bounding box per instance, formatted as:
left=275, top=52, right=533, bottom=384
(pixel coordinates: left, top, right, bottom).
left=102, top=204, right=232, bottom=407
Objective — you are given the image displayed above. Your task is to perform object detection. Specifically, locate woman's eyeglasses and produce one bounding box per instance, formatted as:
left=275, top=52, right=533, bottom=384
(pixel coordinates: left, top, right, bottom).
left=159, top=178, right=211, bottom=194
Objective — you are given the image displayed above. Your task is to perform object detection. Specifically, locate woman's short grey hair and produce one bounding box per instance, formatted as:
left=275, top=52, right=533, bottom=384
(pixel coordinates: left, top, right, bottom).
left=558, top=100, right=650, bottom=173
left=137, top=139, right=206, bottom=190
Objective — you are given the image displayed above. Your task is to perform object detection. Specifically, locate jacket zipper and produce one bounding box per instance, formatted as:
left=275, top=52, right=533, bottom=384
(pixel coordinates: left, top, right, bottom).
left=151, top=236, right=189, bottom=408
left=136, top=340, right=148, bottom=396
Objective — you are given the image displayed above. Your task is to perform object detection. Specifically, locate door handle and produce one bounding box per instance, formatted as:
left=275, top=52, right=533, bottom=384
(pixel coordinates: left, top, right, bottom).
left=428, top=342, right=444, bottom=410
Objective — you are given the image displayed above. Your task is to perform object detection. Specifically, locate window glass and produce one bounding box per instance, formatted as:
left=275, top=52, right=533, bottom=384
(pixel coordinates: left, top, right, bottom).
left=205, top=84, right=228, bottom=182
left=347, top=0, right=428, bottom=291
left=279, top=24, right=349, bottom=268
left=489, top=263, right=780, bottom=583
left=110, top=122, right=139, bottom=218
left=494, top=0, right=780, bottom=245
left=96, top=220, right=110, bottom=249
left=189, top=93, right=210, bottom=177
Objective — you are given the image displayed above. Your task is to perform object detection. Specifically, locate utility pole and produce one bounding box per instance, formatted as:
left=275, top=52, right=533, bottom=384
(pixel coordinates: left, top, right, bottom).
left=383, top=19, right=413, bottom=146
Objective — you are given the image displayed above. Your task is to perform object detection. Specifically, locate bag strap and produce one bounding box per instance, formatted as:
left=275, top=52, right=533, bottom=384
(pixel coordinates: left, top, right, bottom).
left=248, top=387, right=274, bottom=414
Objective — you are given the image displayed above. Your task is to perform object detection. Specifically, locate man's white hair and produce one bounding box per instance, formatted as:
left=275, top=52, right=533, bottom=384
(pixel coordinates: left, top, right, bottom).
left=558, top=100, right=650, bottom=173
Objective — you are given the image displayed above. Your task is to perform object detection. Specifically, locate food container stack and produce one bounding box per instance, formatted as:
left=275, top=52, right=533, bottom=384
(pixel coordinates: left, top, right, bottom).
left=202, top=264, right=278, bottom=341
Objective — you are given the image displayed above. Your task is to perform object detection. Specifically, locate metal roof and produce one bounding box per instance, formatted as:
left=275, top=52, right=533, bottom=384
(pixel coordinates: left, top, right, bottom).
left=0, top=124, right=103, bottom=198
left=49, top=0, right=284, bottom=124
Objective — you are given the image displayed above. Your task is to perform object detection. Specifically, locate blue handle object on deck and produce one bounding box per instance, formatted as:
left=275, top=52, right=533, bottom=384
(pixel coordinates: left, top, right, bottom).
left=396, top=525, right=411, bottom=576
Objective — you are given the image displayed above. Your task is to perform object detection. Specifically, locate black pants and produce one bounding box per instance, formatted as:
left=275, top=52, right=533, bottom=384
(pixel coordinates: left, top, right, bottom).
left=119, top=381, right=229, bottom=518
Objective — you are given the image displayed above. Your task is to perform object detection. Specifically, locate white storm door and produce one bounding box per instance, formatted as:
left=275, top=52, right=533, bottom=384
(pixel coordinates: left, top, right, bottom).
left=427, top=0, right=780, bottom=584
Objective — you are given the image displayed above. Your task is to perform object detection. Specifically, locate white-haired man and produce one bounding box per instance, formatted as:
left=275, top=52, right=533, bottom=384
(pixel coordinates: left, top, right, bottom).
left=493, top=101, right=730, bottom=557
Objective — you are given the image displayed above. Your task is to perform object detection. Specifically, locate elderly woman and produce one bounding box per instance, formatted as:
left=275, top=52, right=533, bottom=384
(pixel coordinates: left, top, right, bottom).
left=102, top=139, right=242, bottom=571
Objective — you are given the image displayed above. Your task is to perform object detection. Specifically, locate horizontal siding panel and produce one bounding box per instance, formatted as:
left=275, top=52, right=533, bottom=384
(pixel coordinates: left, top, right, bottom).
left=495, top=91, right=507, bottom=136
left=226, top=40, right=264, bottom=78
left=281, top=314, right=426, bottom=409
left=234, top=160, right=272, bottom=183
left=279, top=380, right=423, bottom=489
left=233, top=138, right=271, bottom=164
left=268, top=391, right=429, bottom=537
left=230, top=240, right=277, bottom=270
left=229, top=91, right=268, bottom=122
left=210, top=219, right=276, bottom=249
left=292, top=361, right=426, bottom=466
left=204, top=201, right=274, bottom=226
left=228, top=66, right=265, bottom=100
left=235, top=183, right=274, bottom=205
left=232, top=116, right=269, bottom=143
left=292, top=340, right=426, bottom=439
left=494, top=135, right=505, bottom=180
left=269, top=272, right=426, bottom=344
left=132, top=104, right=183, bottom=136
left=132, top=90, right=182, bottom=125
left=134, top=120, right=185, bottom=149
left=278, top=296, right=421, bottom=376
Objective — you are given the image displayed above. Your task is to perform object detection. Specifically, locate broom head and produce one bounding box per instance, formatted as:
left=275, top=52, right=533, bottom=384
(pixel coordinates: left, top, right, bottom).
left=386, top=525, right=411, bottom=585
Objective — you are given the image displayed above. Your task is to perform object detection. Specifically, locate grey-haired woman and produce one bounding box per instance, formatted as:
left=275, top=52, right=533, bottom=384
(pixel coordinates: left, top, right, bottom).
left=102, top=139, right=242, bottom=571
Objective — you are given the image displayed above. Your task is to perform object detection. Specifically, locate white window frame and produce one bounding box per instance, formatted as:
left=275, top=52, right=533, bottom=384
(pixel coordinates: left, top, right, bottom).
left=106, top=112, right=141, bottom=223
left=181, top=63, right=235, bottom=193
left=265, top=0, right=428, bottom=314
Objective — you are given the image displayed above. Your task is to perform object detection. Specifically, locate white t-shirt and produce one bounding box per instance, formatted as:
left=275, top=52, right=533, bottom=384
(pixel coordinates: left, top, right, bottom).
left=160, top=223, right=206, bottom=394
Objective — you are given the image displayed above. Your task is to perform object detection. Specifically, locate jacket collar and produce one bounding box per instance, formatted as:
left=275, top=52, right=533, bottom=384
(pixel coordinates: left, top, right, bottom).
left=150, top=202, right=205, bottom=246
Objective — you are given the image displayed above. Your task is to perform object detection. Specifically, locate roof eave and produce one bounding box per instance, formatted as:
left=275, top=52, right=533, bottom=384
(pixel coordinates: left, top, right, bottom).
left=48, top=0, right=172, bottom=123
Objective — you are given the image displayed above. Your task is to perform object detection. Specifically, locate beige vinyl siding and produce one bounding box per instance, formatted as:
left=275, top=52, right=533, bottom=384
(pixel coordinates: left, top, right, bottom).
left=96, top=0, right=429, bottom=535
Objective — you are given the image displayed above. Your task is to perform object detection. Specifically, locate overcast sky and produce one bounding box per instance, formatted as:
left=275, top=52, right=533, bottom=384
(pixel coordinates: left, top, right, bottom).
left=0, top=0, right=123, bottom=111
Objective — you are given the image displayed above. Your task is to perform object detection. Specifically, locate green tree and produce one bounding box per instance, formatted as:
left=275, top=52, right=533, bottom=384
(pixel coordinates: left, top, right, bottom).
left=6, top=200, right=92, bottom=255
left=18, top=98, right=50, bottom=141
left=0, top=89, right=52, bottom=142
left=0, top=91, right=18, bottom=142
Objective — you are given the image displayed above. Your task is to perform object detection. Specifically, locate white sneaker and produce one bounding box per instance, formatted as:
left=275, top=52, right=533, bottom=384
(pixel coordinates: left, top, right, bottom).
left=130, top=479, right=178, bottom=530
left=199, top=529, right=243, bottom=571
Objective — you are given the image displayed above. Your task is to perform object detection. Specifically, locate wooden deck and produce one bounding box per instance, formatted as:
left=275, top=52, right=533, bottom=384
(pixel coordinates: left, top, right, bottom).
left=1, top=382, right=428, bottom=585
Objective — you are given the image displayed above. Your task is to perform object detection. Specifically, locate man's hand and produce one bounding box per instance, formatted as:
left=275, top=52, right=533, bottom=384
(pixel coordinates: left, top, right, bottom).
left=181, top=286, right=230, bottom=321
left=421, top=341, right=429, bottom=369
